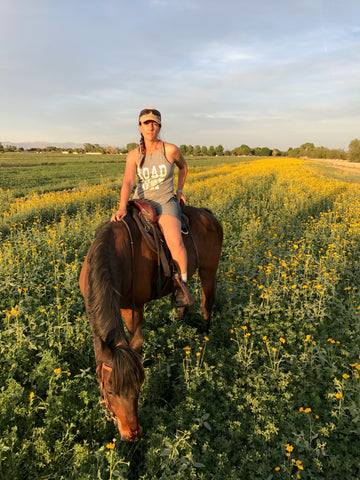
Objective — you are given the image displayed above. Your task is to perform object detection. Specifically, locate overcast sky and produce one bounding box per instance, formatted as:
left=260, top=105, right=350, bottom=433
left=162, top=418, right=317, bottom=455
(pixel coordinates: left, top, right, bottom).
left=1, top=0, right=359, bottom=150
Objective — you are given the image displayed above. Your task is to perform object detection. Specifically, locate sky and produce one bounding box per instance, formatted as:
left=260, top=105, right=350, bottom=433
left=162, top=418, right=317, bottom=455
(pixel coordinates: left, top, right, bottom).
left=1, top=0, right=359, bottom=151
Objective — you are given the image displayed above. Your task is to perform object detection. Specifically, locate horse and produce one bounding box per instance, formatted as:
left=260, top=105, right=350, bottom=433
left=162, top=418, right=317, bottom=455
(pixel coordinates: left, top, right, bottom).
left=79, top=202, right=223, bottom=442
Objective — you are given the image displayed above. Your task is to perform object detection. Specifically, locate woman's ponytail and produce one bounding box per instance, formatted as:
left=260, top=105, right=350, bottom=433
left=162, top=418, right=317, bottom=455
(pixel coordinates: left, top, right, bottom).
left=139, top=133, right=146, bottom=168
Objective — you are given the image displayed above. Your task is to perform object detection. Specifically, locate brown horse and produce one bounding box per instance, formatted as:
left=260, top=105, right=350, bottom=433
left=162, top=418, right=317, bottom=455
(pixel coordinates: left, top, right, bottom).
left=79, top=203, right=223, bottom=442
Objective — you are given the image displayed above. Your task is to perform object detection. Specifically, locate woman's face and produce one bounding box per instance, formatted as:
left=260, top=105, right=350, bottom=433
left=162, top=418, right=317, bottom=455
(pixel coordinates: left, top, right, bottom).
left=139, top=119, right=160, bottom=141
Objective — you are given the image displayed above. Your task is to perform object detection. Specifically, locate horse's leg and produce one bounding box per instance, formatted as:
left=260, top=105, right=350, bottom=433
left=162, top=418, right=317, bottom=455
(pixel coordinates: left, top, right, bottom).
left=121, top=307, right=144, bottom=353
left=177, top=306, right=188, bottom=322
left=198, top=266, right=217, bottom=332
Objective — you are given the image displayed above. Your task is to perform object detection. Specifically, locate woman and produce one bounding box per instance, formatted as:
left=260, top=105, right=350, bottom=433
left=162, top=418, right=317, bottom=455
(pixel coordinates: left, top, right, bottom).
left=111, top=108, right=194, bottom=307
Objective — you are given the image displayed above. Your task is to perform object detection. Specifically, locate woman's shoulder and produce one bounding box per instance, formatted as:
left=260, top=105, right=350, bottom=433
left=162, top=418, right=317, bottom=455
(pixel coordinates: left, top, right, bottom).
left=128, top=146, right=140, bottom=155
left=163, top=142, right=179, bottom=156
left=127, top=146, right=140, bottom=162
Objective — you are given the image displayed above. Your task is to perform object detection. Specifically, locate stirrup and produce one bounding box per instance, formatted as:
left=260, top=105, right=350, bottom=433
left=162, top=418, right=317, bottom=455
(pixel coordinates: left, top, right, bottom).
left=172, top=275, right=194, bottom=308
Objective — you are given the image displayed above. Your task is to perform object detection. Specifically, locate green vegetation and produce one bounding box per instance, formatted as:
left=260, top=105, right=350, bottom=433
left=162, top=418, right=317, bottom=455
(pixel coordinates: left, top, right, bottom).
left=0, top=153, right=126, bottom=197
left=2, top=137, right=360, bottom=161
left=1, top=155, right=360, bottom=479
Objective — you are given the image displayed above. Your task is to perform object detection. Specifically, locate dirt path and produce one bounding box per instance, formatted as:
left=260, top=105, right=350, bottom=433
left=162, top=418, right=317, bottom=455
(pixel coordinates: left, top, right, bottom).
left=309, top=158, right=360, bottom=173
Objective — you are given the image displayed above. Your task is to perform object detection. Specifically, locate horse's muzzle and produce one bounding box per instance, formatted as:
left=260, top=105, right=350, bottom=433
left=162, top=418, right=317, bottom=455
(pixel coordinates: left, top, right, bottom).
left=120, top=425, right=143, bottom=443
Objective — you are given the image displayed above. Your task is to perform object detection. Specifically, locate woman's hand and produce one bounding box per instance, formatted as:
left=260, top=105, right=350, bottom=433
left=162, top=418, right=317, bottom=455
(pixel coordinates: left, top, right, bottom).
left=176, top=191, right=186, bottom=204
left=111, top=205, right=127, bottom=222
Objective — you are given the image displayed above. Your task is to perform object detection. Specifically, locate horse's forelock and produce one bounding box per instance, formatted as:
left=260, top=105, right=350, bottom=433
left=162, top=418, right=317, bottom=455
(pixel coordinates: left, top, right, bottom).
left=112, top=345, right=145, bottom=397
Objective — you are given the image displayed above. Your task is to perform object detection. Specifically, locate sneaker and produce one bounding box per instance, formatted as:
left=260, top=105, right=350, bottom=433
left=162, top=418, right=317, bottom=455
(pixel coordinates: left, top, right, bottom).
left=172, top=276, right=195, bottom=308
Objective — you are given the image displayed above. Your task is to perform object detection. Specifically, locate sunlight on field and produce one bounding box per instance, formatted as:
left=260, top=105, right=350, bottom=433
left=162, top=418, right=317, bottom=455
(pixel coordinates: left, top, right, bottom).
left=1, top=157, right=360, bottom=479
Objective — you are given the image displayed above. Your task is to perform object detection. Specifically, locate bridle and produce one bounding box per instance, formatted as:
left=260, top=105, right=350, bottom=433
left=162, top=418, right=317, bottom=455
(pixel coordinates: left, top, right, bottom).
left=97, top=362, right=118, bottom=424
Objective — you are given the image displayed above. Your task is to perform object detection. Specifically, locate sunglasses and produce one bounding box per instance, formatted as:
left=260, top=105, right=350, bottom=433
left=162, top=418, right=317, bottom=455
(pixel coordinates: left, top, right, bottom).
left=139, top=108, right=161, bottom=118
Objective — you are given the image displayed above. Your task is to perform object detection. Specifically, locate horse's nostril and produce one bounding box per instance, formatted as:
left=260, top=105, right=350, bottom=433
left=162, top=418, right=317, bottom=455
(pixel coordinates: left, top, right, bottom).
left=121, top=426, right=142, bottom=442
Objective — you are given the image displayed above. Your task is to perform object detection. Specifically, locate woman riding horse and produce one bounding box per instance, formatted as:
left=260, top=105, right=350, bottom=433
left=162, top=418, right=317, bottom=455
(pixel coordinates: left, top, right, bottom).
left=111, top=108, right=193, bottom=307
left=79, top=109, right=223, bottom=442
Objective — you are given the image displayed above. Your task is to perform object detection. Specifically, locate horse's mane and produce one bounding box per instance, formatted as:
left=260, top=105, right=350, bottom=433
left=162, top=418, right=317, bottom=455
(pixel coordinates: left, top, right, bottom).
left=87, top=221, right=129, bottom=347
left=87, top=221, right=145, bottom=396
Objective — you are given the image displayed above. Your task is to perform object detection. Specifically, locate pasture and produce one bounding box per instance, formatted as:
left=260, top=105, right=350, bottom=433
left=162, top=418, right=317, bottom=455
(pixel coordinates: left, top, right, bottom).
left=1, top=154, right=360, bottom=479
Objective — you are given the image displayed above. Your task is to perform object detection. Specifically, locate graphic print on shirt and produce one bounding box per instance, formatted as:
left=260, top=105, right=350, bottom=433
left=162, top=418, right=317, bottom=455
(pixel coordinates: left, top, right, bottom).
left=137, top=164, right=167, bottom=192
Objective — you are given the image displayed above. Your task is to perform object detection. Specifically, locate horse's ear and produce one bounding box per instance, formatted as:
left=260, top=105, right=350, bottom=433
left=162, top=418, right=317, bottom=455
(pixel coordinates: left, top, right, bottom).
left=129, top=336, right=143, bottom=352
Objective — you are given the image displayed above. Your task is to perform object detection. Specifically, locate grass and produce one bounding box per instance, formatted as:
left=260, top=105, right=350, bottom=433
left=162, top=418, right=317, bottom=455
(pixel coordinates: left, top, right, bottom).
left=1, top=154, right=360, bottom=479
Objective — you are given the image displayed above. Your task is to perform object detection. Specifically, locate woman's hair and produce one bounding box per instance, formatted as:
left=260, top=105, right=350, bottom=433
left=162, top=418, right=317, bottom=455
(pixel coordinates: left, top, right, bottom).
left=139, top=134, right=146, bottom=168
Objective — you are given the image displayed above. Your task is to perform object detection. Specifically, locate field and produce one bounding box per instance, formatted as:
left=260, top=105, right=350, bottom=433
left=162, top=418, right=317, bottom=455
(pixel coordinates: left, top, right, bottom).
left=1, top=154, right=360, bottom=479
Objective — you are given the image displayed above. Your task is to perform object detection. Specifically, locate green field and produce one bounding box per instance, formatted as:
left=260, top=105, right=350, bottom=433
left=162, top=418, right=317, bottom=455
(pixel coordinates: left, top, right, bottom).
left=1, top=154, right=360, bottom=479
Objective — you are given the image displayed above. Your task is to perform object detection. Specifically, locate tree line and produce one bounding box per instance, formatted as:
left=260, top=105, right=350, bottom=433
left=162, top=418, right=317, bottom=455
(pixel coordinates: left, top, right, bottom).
left=1, top=139, right=360, bottom=162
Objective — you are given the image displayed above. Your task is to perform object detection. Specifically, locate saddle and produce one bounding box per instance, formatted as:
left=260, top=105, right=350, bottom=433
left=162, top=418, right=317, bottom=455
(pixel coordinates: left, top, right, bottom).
left=128, top=199, right=190, bottom=299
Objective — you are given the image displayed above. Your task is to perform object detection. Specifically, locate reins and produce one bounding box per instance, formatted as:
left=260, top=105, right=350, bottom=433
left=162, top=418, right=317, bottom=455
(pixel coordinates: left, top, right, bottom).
left=120, top=217, right=136, bottom=339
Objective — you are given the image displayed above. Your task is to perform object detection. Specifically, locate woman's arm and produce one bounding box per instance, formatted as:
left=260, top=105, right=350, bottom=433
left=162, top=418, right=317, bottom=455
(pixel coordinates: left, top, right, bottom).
left=166, top=143, right=188, bottom=204
left=111, top=148, right=138, bottom=221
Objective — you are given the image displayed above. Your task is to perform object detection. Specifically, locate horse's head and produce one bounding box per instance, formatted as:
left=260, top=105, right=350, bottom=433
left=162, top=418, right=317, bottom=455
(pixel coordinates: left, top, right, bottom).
left=98, top=346, right=145, bottom=442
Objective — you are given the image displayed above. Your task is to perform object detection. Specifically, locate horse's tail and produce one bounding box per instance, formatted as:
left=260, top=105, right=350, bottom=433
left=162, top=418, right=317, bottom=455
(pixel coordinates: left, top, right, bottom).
left=87, top=221, right=130, bottom=348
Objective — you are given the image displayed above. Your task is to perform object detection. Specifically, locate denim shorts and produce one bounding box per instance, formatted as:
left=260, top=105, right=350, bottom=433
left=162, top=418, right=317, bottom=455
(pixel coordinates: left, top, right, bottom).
left=147, top=197, right=181, bottom=221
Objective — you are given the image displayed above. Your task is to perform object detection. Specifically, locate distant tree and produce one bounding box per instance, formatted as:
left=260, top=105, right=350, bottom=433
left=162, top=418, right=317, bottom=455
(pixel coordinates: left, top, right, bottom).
left=224, top=150, right=231, bottom=156
left=4, top=145, right=18, bottom=152
left=300, top=142, right=315, bottom=152
left=242, top=145, right=251, bottom=155
left=208, top=145, right=216, bottom=156
left=348, top=139, right=360, bottom=162
left=187, top=145, right=194, bottom=155
left=215, top=145, right=224, bottom=156
left=127, top=142, right=138, bottom=152
left=0, top=143, right=4, bottom=153
left=180, top=145, right=187, bottom=156
left=83, top=143, right=94, bottom=153
left=201, top=146, right=208, bottom=156
left=254, top=147, right=271, bottom=156
left=105, top=146, right=120, bottom=155
left=233, top=144, right=251, bottom=155
left=287, top=147, right=301, bottom=157
left=194, top=145, right=201, bottom=155
left=329, top=148, right=346, bottom=160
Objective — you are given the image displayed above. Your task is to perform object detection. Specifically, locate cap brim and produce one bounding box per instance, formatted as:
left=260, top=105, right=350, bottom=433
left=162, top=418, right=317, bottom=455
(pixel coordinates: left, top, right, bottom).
left=139, top=113, right=161, bottom=124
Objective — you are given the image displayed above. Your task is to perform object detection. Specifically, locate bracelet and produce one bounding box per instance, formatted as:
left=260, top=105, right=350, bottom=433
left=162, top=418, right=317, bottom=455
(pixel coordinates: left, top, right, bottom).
left=176, top=189, right=183, bottom=194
